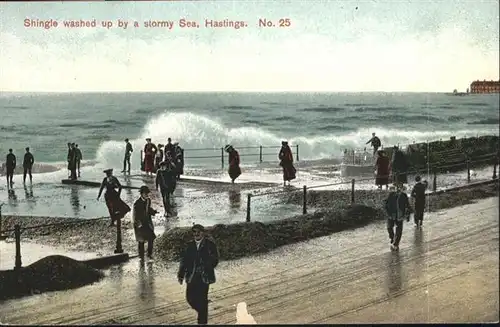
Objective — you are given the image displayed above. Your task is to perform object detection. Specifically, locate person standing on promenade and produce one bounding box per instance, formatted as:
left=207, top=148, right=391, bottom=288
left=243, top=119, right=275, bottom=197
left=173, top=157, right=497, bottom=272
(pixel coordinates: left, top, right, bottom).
left=375, top=150, right=390, bottom=189
left=67, top=143, right=78, bottom=180
left=143, top=138, right=157, bottom=176
left=23, top=147, right=34, bottom=184
left=155, top=144, right=164, bottom=172
left=366, top=132, right=382, bottom=156
left=165, top=137, right=175, bottom=156
left=384, top=185, right=411, bottom=251
left=5, top=149, right=16, bottom=188
left=133, top=185, right=158, bottom=260
left=75, top=144, right=82, bottom=177
left=278, top=141, right=296, bottom=186
left=225, top=144, right=241, bottom=184
left=66, top=142, right=71, bottom=178
left=122, top=138, right=133, bottom=173
left=155, top=160, right=177, bottom=217
left=178, top=224, right=219, bottom=325
left=97, top=169, right=131, bottom=226
left=411, top=175, right=428, bottom=228
left=174, top=142, right=184, bottom=180
left=391, top=145, right=409, bottom=187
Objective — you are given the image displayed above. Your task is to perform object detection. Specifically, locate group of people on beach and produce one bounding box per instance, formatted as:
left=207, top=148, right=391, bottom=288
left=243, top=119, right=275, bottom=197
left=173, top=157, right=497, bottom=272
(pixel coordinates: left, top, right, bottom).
left=141, top=137, right=184, bottom=179
left=96, top=169, right=217, bottom=324
left=2, top=147, right=35, bottom=188
left=66, top=142, right=83, bottom=180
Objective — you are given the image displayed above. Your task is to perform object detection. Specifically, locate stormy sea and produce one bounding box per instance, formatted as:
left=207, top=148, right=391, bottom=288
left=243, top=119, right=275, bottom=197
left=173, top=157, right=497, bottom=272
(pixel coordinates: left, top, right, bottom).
left=0, top=92, right=498, bottom=220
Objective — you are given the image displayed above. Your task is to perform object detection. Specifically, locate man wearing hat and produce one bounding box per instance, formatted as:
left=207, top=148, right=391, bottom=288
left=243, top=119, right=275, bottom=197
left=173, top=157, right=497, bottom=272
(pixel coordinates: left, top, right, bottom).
left=224, top=144, right=241, bottom=183
left=384, top=184, right=411, bottom=251
left=122, top=138, right=133, bottom=173
left=155, top=159, right=177, bottom=217
left=133, top=185, right=158, bottom=259
left=278, top=140, right=296, bottom=186
left=178, top=224, right=219, bottom=325
left=97, top=169, right=131, bottom=226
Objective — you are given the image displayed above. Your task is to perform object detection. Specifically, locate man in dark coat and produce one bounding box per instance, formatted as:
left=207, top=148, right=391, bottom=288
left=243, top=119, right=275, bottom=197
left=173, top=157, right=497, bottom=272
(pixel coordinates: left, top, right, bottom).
left=411, top=175, right=428, bottom=228
left=178, top=224, right=219, bottom=325
left=23, top=147, right=35, bottom=184
left=67, top=143, right=78, bottom=180
left=385, top=185, right=411, bottom=251
left=133, top=185, right=158, bottom=260
left=155, top=160, right=177, bottom=217
left=391, top=146, right=409, bottom=186
left=5, top=149, right=16, bottom=188
left=122, top=138, right=133, bottom=173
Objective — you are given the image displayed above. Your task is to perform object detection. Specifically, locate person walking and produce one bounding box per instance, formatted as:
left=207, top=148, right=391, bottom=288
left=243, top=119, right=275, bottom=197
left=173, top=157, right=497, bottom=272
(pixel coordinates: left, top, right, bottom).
left=384, top=185, right=411, bottom=251
left=97, top=169, right=131, bottom=226
left=411, top=175, right=428, bottom=228
left=23, top=147, right=34, bottom=184
left=366, top=132, right=382, bottom=156
left=178, top=224, right=219, bottom=325
left=155, top=160, right=177, bottom=217
left=133, top=185, right=158, bottom=260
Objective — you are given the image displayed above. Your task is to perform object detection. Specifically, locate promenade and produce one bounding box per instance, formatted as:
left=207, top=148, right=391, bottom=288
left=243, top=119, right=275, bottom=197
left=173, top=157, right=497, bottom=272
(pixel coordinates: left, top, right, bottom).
left=0, top=197, right=498, bottom=324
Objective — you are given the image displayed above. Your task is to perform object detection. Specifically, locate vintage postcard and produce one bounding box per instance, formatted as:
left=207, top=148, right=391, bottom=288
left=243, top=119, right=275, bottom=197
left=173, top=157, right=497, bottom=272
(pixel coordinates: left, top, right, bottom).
left=0, top=1, right=498, bottom=325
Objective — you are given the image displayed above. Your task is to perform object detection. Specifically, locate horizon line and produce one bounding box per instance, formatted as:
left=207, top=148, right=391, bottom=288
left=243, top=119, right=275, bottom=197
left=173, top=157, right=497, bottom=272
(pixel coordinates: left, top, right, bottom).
left=0, top=90, right=490, bottom=94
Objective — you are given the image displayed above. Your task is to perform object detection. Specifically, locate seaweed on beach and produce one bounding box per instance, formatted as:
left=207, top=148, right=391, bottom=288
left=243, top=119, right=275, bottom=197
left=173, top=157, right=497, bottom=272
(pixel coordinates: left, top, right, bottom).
left=154, top=204, right=385, bottom=262
left=0, top=255, right=104, bottom=301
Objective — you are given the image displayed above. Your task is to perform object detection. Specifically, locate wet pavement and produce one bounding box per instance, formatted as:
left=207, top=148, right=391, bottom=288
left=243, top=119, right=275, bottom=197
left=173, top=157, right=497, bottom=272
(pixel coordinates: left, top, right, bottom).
left=0, top=197, right=497, bottom=324
left=0, top=163, right=494, bottom=226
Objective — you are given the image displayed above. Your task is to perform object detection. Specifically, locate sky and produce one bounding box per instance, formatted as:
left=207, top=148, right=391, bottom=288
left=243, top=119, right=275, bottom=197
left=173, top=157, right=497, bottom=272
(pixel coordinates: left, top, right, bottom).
left=0, top=0, right=499, bottom=92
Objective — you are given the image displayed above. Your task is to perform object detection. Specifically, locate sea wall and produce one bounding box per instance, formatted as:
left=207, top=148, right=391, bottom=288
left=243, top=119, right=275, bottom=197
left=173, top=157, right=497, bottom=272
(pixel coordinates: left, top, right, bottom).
left=155, top=204, right=385, bottom=261
left=385, top=135, right=499, bottom=173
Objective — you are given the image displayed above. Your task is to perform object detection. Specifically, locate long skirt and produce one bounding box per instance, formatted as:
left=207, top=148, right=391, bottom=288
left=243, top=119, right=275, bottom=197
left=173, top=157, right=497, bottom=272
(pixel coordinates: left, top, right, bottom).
left=228, top=164, right=241, bottom=181
left=282, top=164, right=296, bottom=181
left=375, top=171, right=389, bottom=186
left=105, top=191, right=131, bottom=222
left=144, top=155, right=154, bottom=173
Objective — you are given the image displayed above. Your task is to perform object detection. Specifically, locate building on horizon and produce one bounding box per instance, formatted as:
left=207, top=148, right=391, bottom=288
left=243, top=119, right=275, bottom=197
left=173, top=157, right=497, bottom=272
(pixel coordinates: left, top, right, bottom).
left=469, top=80, right=500, bottom=94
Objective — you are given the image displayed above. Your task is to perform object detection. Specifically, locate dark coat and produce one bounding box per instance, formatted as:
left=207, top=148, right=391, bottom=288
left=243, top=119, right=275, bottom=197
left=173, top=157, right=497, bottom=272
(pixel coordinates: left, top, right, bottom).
left=178, top=238, right=219, bottom=285
left=133, top=197, right=158, bottom=242
left=385, top=191, right=411, bottom=221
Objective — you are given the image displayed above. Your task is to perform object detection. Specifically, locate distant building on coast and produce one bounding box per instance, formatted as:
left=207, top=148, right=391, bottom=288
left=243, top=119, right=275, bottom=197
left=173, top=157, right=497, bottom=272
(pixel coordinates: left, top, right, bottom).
left=469, top=80, right=500, bottom=94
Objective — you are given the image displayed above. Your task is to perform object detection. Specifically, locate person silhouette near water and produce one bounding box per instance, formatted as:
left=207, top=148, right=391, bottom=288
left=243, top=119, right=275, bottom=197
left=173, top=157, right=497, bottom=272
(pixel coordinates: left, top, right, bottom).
left=5, top=149, right=16, bottom=188
left=122, top=138, right=133, bottom=173
left=23, top=147, right=34, bottom=184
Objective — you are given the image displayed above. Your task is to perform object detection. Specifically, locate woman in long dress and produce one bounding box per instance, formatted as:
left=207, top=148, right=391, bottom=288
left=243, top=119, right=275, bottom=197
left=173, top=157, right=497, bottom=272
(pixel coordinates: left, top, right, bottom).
left=97, top=169, right=131, bottom=226
left=278, top=141, right=296, bottom=186
left=225, top=144, right=241, bottom=183
left=143, top=138, right=157, bottom=176
left=375, top=150, right=390, bottom=189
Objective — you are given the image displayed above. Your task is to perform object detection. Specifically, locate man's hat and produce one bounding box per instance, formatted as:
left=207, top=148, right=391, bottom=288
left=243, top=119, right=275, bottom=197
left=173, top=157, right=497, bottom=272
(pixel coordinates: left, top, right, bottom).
left=224, top=144, right=232, bottom=152
left=281, top=140, right=288, bottom=145
left=139, top=185, right=150, bottom=194
left=192, top=224, right=205, bottom=232
left=146, top=138, right=151, bottom=141
left=160, top=161, right=168, bottom=166
left=125, top=138, right=129, bottom=142
left=103, top=168, right=113, bottom=174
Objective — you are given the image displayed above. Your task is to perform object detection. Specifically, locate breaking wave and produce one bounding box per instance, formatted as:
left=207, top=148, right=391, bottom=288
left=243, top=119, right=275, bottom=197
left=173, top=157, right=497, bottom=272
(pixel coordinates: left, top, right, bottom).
left=94, top=112, right=499, bottom=170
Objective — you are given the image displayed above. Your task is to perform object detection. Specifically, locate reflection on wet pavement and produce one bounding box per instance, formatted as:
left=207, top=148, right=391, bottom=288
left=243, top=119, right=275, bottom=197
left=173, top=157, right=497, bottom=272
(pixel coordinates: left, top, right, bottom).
left=0, top=197, right=497, bottom=324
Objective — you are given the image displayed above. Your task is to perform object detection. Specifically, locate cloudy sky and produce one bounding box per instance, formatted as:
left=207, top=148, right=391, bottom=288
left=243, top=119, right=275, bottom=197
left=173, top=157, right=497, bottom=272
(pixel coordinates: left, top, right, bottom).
left=0, top=0, right=498, bottom=92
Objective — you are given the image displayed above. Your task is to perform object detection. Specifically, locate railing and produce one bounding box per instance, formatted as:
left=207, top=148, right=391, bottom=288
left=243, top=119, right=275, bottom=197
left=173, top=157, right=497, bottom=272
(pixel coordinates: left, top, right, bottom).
left=140, top=144, right=300, bottom=168
left=244, top=154, right=499, bottom=222
left=0, top=215, right=122, bottom=270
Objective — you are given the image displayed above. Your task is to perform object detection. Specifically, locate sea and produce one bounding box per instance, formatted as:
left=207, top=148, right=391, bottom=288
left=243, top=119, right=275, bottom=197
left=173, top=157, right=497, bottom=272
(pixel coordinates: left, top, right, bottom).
left=0, top=92, right=498, bottom=221
left=1, top=92, right=498, bottom=169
